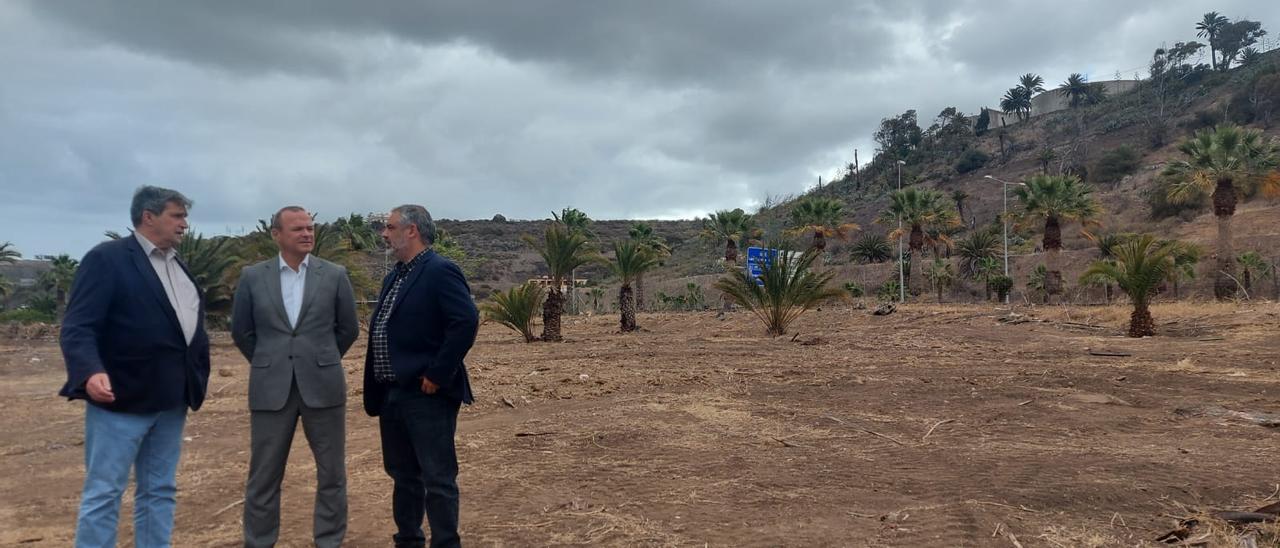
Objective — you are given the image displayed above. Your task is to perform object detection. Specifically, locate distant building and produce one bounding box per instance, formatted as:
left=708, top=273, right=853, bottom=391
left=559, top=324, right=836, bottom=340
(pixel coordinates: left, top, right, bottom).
left=0, top=259, right=53, bottom=309
left=527, top=276, right=588, bottom=293
left=976, top=79, right=1140, bottom=128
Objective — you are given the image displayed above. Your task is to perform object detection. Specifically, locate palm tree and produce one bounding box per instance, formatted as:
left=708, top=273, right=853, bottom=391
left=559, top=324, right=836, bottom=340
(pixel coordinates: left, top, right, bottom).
left=701, top=208, right=757, bottom=266
left=1163, top=124, right=1280, bottom=299
left=40, top=254, right=79, bottom=323
left=332, top=213, right=379, bottom=251
left=178, top=232, right=239, bottom=316
left=1084, top=232, right=1133, bottom=302
left=973, top=256, right=1005, bottom=301
left=1059, top=73, right=1093, bottom=108
left=1165, top=241, right=1202, bottom=299
left=553, top=207, right=594, bottom=314
left=850, top=233, right=892, bottom=264
left=1080, top=235, right=1182, bottom=337
left=629, top=222, right=670, bottom=312
left=1238, top=251, right=1271, bottom=296
left=0, top=241, right=20, bottom=265
left=1019, top=73, right=1046, bottom=101
left=608, top=240, right=660, bottom=332
left=522, top=224, right=599, bottom=341
left=1196, top=12, right=1229, bottom=71
left=925, top=258, right=955, bottom=302
left=788, top=196, right=858, bottom=256
left=713, top=248, right=843, bottom=336
left=1001, top=87, right=1032, bottom=121
left=1037, top=147, right=1058, bottom=175
left=878, top=188, right=959, bottom=296
left=479, top=282, right=545, bottom=343
left=1014, top=174, right=1101, bottom=303
left=956, top=229, right=1001, bottom=280
left=950, top=190, right=970, bottom=227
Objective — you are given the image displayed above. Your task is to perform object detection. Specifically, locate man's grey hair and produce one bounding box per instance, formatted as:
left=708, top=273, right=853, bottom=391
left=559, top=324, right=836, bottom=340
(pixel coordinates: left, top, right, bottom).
left=393, top=204, right=436, bottom=245
left=130, top=185, right=192, bottom=227
left=270, top=206, right=308, bottom=230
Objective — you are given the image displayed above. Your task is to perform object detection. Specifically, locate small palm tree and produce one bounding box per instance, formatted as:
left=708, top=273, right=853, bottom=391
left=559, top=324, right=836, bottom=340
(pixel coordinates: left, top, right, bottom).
left=629, top=222, right=671, bottom=312
left=40, top=254, right=79, bottom=323
left=788, top=196, right=859, bottom=256
left=1080, top=235, right=1182, bottom=337
left=1196, top=12, right=1229, bottom=70
left=701, top=208, right=757, bottom=265
left=850, top=233, right=892, bottom=264
left=1037, top=147, right=1058, bottom=175
left=333, top=213, right=379, bottom=251
left=956, top=229, right=1001, bottom=279
left=925, top=259, right=955, bottom=302
left=522, top=224, right=599, bottom=341
left=609, top=241, right=660, bottom=332
left=1165, top=241, right=1202, bottom=299
left=1001, top=87, right=1032, bottom=121
left=950, top=190, right=969, bottom=226
left=480, top=282, right=545, bottom=343
left=713, top=248, right=843, bottom=336
left=878, top=188, right=959, bottom=296
left=1238, top=251, right=1272, bottom=296
left=0, top=241, right=20, bottom=265
left=1015, top=174, right=1101, bottom=303
left=1084, top=232, right=1133, bottom=302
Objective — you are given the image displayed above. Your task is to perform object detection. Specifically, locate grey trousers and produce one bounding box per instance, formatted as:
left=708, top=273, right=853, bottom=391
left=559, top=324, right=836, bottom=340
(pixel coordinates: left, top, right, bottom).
left=243, top=381, right=347, bottom=548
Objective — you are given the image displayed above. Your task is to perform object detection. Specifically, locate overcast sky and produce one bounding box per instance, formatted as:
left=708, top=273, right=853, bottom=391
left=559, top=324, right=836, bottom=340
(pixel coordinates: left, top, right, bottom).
left=2, top=1, right=1277, bottom=257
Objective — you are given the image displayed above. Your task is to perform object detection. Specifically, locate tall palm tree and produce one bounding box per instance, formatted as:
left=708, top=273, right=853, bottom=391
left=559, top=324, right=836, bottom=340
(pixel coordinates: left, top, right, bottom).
left=713, top=248, right=843, bottom=336
left=1014, top=174, right=1101, bottom=303
left=553, top=207, right=593, bottom=314
left=788, top=196, right=858, bottom=256
left=1163, top=124, right=1280, bottom=299
left=1001, top=87, right=1032, bottom=121
left=629, top=222, right=670, bottom=312
left=608, top=240, right=660, bottom=332
left=1080, top=235, right=1181, bottom=337
left=1196, top=12, right=1229, bottom=71
left=701, top=208, right=757, bottom=266
left=878, top=189, right=959, bottom=296
left=1019, top=73, right=1046, bottom=98
left=1059, top=73, right=1093, bottom=109
left=950, top=190, right=969, bottom=227
left=40, top=254, right=79, bottom=324
left=522, top=224, right=599, bottom=341
left=0, top=241, right=20, bottom=265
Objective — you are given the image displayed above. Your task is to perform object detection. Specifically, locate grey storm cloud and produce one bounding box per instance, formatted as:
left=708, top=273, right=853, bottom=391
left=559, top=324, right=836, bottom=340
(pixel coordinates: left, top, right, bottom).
left=2, top=0, right=1278, bottom=257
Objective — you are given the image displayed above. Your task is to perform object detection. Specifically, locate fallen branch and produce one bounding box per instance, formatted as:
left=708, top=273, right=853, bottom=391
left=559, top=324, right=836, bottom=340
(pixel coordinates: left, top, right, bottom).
left=515, top=431, right=559, bottom=437
left=773, top=437, right=804, bottom=448
left=921, top=419, right=956, bottom=442
left=859, top=428, right=905, bottom=446
left=213, top=498, right=244, bottom=517
left=1088, top=350, right=1132, bottom=357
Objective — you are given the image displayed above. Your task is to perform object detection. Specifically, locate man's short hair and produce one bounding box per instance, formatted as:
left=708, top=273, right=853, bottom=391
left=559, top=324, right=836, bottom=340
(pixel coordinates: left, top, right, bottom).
left=392, top=204, right=436, bottom=245
left=130, top=185, right=192, bottom=227
left=270, top=206, right=308, bottom=230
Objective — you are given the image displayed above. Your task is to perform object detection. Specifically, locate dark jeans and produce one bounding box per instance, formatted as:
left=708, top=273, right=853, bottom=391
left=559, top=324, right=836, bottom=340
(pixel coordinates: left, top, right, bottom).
left=380, top=386, right=462, bottom=548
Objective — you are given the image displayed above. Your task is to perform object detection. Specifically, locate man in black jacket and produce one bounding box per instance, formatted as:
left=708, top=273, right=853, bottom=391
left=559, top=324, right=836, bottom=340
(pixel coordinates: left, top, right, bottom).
left=364, top=204, right=478, bottom=548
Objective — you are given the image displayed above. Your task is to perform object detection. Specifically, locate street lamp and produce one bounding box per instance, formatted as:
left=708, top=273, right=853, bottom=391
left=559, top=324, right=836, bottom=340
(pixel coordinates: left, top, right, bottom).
left=984, top=175, right=1026, bottom=304
left=896, top=160, right=906, bottom=303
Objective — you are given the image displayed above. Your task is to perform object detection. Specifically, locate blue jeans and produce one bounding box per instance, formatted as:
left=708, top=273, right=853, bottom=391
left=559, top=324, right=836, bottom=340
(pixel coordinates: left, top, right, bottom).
left=75, top=403, right=187, bottom=548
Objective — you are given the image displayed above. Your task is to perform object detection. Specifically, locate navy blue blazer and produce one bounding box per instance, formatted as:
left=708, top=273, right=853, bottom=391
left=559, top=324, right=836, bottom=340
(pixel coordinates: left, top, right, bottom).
left=363, top=249, right=479, bottom=416
left=59, top=236, right=211, bottom=413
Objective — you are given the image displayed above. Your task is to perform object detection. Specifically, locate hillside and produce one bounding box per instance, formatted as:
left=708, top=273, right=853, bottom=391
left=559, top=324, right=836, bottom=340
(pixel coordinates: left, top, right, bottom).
left=441, top=49, right=1280, bottom=306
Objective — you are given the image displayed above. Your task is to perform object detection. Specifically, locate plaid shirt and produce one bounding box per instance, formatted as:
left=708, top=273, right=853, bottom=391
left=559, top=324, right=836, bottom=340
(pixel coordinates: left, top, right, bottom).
left=371, top=249, right=429, bottom=383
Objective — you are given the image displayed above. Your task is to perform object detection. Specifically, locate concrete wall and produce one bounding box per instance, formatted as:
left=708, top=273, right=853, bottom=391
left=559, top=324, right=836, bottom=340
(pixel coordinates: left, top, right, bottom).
left=974, top=79, right=1141, bottom=129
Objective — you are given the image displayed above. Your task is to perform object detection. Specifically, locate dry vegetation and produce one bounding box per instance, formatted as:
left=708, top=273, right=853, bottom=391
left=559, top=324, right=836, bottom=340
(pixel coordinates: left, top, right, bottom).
left=3, top=301, right=1279, bottom=546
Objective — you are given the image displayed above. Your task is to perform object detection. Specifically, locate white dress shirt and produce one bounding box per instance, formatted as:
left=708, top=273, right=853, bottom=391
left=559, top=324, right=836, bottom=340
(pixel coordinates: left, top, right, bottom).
left=135, top=233, right=200, bottom=344
left=279, top=254, right=310, bottom=329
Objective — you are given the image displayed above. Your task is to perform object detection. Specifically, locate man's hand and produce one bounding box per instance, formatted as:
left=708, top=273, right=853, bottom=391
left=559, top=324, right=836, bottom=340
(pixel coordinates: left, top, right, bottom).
left=86, top=372, right=115, bottom=403
left=420, top=376, right=439, bottom=395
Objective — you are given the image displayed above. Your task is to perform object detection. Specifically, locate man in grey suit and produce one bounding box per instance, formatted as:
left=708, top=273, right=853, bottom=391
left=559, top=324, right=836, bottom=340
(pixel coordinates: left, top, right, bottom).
left=231, top=206, right=360, bottom=548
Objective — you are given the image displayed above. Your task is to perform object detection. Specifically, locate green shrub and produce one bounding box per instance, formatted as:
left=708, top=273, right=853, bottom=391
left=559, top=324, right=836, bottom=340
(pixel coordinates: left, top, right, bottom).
left=954, top=149, right=990, bottom=174
left=1090, top=145, right=1141, bottom=183
left=0, top=308, right=55, bottom=324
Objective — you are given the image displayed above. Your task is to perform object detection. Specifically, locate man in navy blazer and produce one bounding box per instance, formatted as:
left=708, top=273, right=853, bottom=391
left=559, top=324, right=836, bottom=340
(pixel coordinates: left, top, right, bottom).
left=59, top=186, right=211, bottom=547
left=364, top=204, right=478, bottom=548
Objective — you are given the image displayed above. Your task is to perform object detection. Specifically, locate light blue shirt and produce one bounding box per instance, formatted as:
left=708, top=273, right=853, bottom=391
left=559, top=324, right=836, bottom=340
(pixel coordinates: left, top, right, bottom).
left=279, top=254, right=309, bottom=328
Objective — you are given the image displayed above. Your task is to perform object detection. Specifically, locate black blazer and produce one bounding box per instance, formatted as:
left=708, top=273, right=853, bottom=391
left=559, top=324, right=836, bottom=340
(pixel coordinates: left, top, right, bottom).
left=363, top=250, right=479, bottom=416
left=59, top=236, right=211, bottom=413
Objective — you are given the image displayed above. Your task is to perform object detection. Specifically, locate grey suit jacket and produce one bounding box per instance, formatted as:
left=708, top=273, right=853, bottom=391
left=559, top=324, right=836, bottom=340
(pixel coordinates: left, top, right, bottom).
left=231, top=256, right=359, bottom=411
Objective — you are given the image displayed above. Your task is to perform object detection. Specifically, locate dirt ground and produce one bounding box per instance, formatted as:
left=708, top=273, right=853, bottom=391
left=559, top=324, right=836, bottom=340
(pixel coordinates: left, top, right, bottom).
left=2, top=302, right=1279, bottom=547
